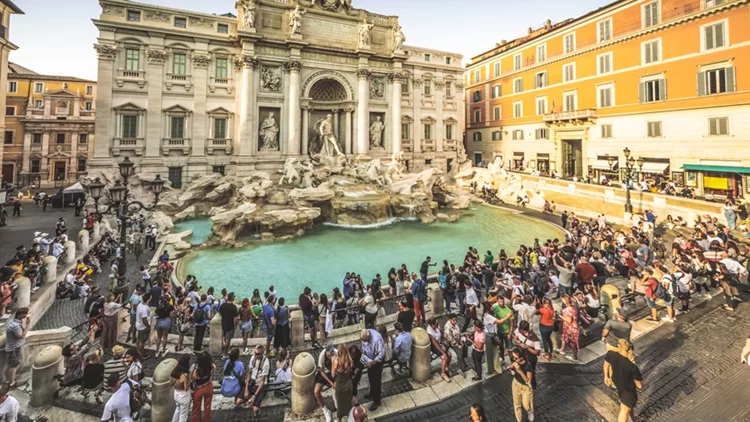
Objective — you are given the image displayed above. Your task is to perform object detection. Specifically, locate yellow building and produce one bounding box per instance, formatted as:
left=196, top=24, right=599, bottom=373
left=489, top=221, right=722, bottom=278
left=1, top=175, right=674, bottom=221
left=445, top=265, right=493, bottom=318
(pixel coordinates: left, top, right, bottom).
left=465, top=0, right=750, bottom=199
left=4, top=64, right=96, bottom=188
left=0, top=0, right=23, bottom=186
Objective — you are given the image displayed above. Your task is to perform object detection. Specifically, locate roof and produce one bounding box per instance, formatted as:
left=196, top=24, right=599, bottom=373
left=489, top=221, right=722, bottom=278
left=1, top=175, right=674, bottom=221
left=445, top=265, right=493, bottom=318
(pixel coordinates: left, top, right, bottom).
left=6, top=65, right=96, bottom=84
left=8, top=62, right=38, bottom=75
left=682, top=164, right=750, bottom=175
left=0, top=0, right=24, bottom=14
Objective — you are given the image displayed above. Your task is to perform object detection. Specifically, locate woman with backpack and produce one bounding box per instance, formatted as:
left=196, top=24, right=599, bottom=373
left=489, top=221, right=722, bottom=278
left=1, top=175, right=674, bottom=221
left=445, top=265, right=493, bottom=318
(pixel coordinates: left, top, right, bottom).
left=124, top=348, right=145, bottom=383
left=274, top=297, right=291, bottom=352
left=438, top=268, right=455, bottom=313
left=239, top=298, right=254, bottom=355
left=221, top=348, right=246, bottom=404
left=175, top=297, right=191, bottom=353
left=171, top=355, right=191, bottom=422
left=191, top=351, right=215, bottom=422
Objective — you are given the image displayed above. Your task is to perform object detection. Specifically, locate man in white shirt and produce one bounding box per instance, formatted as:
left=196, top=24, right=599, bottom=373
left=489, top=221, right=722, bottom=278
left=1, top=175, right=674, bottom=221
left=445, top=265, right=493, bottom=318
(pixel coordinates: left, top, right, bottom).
left=135, top=293, right=151, bottom=358
left=0, top=383, right=19, bottom=422
left=102, top=374, right=133, bottom=422
left=720, top=252, right=747, bottom=279
left=512, top=295, right=537, bottom=325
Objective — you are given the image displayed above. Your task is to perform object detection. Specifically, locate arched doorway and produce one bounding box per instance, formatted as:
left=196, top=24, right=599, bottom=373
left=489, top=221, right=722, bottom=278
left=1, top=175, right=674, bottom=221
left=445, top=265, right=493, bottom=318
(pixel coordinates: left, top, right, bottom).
left=303, top=75, right=354, bottom=155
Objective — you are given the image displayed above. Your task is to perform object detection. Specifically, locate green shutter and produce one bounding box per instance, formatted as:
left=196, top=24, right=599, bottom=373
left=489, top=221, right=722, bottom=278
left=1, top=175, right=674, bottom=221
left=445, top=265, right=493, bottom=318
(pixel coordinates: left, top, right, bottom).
left=697, top=71, right=706, bottom=96
left=638, top=82, right=645, bottom=103
left=715, top=24, right=724, bottom=48
left=725, top=67, right=735, bottom=93
left=658, top=79, right=666, bottom=101
left=705, top=26, right=714, bottom=50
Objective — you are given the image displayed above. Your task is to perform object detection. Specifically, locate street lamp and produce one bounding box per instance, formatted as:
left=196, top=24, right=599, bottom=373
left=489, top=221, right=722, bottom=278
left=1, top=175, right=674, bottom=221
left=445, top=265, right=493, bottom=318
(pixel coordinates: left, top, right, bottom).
left=610, top=147, right=644, bottom=215
left=85, top=158, right=165, bottom=299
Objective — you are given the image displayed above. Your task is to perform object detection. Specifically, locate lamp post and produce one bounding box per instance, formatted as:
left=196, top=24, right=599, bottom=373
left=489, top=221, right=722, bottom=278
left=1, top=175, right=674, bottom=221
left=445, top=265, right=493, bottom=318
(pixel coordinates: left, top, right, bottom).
left=609, top=148, right=644, bottom=215
left=85, top=157, right=165, bottom=298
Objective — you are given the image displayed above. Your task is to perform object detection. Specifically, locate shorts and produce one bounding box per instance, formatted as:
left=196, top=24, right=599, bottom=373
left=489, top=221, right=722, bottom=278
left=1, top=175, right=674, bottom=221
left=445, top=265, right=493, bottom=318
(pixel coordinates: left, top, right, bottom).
left=223, top=329, right=236, bottom=340
left=155, top=318, right=172, bottom=334
left=265, top=326, right=274, bottom=342
left=137, top=327, right=150, bottom=342
left=430, top=343, right=445, bottom=358
left=618, top=389, right=638, bottom=409
left=240, top=320, right=253, bottom=333
left=303, top=314, right=316, bottom=330
left=646, top=293, right=673, bottom=309
left=129, top=314, right=137, bottom=325
left=677, top=291, right=691, bottom=301
left=6, top=347, right=22, bottom=368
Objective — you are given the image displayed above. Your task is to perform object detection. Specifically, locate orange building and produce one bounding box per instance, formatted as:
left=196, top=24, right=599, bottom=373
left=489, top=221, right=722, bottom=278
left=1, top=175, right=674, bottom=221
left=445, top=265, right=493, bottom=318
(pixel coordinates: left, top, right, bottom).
left=465, top=0, right=750, bottom=199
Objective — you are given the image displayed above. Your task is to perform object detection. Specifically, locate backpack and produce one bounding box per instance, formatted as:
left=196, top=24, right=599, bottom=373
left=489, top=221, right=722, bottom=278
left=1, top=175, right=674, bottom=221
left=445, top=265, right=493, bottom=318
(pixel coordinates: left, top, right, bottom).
left=125, top=379, right=144, bottom=420
left=438, top=273, right=448, bottom=290
left=535, top=274, right=550, bottom=295
left=220, top=361, right=242, bottom=398
left=653, top=280, right=667, bottom=299
left=156, top=297, right=170, bottom=317
left=413, top=280, right=427, bottom=301
left=193, top=304, right=208, bottom=324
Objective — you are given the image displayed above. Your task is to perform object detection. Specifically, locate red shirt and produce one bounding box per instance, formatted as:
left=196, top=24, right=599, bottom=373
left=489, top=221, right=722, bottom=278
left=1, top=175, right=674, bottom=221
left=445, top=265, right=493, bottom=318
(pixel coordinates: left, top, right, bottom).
left=539, top=307, right=555, bottom=327
left=575, top=263, right=596, bottom=283
left=644, top=277, right=659, bottom=299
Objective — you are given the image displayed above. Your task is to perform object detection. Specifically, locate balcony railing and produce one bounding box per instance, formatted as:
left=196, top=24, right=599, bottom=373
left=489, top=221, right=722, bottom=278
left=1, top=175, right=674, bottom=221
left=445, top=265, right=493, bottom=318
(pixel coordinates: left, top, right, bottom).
left=207, top=138, right=233, bottom=155
left=161, top=138, right=191, bottom=155
left=421, top=139, right=436, bottom=152
left=443, top=139, right=458, bottom=151
left=116, top=70, right=146, bottom=88
left=112, top=138, right=145, bottom=156
left=166, top=74, right=193, bottom=91
left=542, top=108, right=596, bottom=124
left=208, top=76, right=234, bottom=94
left=402, top=139, right=413, bottom=152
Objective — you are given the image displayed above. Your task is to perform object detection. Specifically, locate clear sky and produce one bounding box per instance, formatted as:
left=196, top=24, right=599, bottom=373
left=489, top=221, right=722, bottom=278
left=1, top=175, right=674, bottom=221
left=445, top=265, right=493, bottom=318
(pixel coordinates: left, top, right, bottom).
left=8, top=0, right=608, bottom=81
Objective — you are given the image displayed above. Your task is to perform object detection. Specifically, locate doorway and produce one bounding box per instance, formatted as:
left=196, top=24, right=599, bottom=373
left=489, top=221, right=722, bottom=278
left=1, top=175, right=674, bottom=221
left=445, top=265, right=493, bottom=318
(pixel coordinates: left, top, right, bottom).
left=54, top=161, right=66, bottom=181
left=1, top=164, right=13, bottom=185
left=474, top=152, right=483, bottom=166
left=562, top=139, right=582, bottom=178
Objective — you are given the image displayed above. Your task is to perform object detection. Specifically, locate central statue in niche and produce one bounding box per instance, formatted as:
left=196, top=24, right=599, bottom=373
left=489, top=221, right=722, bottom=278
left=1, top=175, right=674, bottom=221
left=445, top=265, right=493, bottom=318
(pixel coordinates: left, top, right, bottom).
left=311, top=114, right=343, bottom=156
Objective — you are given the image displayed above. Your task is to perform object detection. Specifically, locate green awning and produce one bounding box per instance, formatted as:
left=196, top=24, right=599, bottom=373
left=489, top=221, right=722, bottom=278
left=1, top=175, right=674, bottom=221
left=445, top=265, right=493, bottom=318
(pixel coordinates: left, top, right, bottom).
left=681, top=164, right=750, bottom=174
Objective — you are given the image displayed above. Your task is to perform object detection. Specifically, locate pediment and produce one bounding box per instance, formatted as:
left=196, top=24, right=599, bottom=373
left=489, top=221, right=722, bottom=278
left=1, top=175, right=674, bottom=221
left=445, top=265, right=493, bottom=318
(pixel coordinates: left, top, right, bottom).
left=208, top=107, right=233, bottom=116
left=113, top=102, right=146, bottom=112
left=163, top=104, right=192, bottom=114
left=45, top=89, right=79, bottom=98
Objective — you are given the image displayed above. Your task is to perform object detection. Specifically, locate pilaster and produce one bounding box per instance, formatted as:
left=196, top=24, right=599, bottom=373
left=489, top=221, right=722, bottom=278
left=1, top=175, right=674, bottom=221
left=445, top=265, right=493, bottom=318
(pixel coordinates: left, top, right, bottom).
left=190, top=52, right=210, bottom=163
left=236, top=55, right=258, bottom=158
left=92, top=44, right=116, bottom=163
left=144, top=43, right=166, bottom=162
left=356, top=68, right=370, bottom=156
left=285, top=60, right=302, bottom=157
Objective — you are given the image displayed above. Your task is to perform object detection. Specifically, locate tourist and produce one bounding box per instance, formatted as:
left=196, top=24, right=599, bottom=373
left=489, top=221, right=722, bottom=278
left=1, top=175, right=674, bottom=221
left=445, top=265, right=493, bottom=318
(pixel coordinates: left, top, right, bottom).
left=4, top=307, right=29, bottom=388
left=274, top=348, right=292, bottom=383
left=561, top=211, right=568, bottom=229
left=191, top=351, right=215, bottom=422
left=126, top=285, right=144, bottom=344
left=349, top=397, right=367, bottom=422
left=0, top=383, right=21, bottom=421
left=100, top=294, right=122, bottom=350
left=555, top=261, right=574, bottom=298
left=463, top=320, right=485, bottom=381
left=299, top=287, right=320, bottom=348
left=360, top=328, right=385, bottom=411
left=101, top=374, right=132, bottom=422
left=175, top=297, right=192, bottom=353
left=80, top=349, right=105, bottom=403
left=444, top=314, right=467, bottom=377
left=314, top=343, right=337, bottom=421
left=741, top=337, right=750, bottom=365
left=514, top=320, right=541, bottom=388
left=642, top=268, right=675, bottom=322
left=134, top=292, right=152, bottom=359
left=221, top=348, right=244, bottom=401
left=154, top=294, right=173, bottom=358
left=239, top=345, right=269, bottom=416
left=510, top=347, right=535, bottom=422
left=396, top=300, right=415, bottom=333
left=715, top=262, right=740, bottom=312
left=469, top=403, right=487, bottom=422
left=219, top=293, right=239, bottom=357
left=538, top=298, right=555, bottom=361
left=392, top=321, right=412, bottom=373
left=491, top=297, right=514, bottom=364
left=139, top=264, right=151, bottom=288
left=462, top=279, right=479, bottom=332
left=604, top=339, right=643, bottom=422
left=273, top=297, right=291, bottom=354
left=262, top=296, right=277, bottom=357
left=124, top=348, right=144, bottom=383
left=558, top=295, right=579, bottom=362
left=361, top=289, right=378, bottom=329
left=238, top=298, right=254, bottom=354
left=512, top=294, right=537, bottom=326
left=192, top=294, right=212, bottom=352
left=426, top=317, right=452, bottom=382
left=332, top=344, right=354, bottom=421
left=171, top=354, right=192, bottom=422
left=103, top=345, right=128, bottom=385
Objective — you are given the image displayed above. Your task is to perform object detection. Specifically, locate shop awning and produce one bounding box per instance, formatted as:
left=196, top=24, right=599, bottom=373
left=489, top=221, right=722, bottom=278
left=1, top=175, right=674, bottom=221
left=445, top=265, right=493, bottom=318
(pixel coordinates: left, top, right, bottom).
left=681, top=164, right=750, bottom=174
left=513, top=152, right=524, bottom=158
left=640, top=161, right=669, bottom=174
left=591, top=159, right=618, bottom=171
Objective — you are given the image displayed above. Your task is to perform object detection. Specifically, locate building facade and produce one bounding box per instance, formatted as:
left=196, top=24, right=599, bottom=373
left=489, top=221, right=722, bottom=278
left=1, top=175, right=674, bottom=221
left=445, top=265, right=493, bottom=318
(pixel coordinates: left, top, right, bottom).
left=4, top=64, right=96, bottom=188
left=465, top=0, right=750, bottom=199
left=0, top=0, right=23, bottom=186
left=91, top=0, right=464, bottom=188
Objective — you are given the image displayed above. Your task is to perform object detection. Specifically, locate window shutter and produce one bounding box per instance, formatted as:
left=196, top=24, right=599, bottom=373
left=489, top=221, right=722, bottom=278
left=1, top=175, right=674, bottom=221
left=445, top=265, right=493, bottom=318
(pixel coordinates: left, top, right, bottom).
left=725, top=66, right=735, bottom=92
left=720, top=118, right=728, bottom=135
left=715, top=24, right=724, bottom=48
left=638, top=82, right=645, bottom=103
left=658, top=79, right=666, bottom=101
left=697, top=71, right=706, bottom=96
left=705, top=26, right=714, bottom=50
left=544, top=72, right=548, bottom=86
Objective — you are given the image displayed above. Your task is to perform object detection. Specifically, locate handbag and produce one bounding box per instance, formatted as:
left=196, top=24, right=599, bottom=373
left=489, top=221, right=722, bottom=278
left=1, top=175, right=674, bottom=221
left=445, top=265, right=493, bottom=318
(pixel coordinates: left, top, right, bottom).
left=552, top=316, right=561, bottom=332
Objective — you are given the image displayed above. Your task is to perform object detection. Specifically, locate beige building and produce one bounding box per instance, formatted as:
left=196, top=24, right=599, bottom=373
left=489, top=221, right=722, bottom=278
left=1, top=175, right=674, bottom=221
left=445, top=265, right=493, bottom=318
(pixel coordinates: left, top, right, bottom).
left=0, top=0, right=23, bottom=186
left=90, top=0, right=465, bottom=188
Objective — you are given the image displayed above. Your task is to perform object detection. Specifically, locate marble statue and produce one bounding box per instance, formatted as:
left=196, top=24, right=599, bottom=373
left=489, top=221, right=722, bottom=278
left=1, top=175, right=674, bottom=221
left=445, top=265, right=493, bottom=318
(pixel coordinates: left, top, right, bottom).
left=369, top=116, right=385, bottom=149
left=362, top=159, right=386, bottom=186
left=358, top=18, right=373, bottom=49
left=289, top=6, right=306, bottom=35
left=393, top=24, right=406, bottom=52
left=280, top=158, right=301, bottom=186
left=314, top=114, right=343, bottom=156
left=259, top=112, right=280, bottom=151
left=300, top=160, right=315, bottom=188
left=261, top=67, right=281, bottom=92
left=237, top=0, right=256, bottom=29
left=370, top=78, right=384, bottom=99
left=318, top=0, right=352, bottom=12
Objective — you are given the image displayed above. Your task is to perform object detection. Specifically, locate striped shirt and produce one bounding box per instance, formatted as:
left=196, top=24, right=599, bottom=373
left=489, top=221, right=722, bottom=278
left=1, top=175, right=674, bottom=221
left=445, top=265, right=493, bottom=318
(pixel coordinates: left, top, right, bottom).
left=5, top=319, right=25, bottom=352
left=104, top=358, right=128, bottom=383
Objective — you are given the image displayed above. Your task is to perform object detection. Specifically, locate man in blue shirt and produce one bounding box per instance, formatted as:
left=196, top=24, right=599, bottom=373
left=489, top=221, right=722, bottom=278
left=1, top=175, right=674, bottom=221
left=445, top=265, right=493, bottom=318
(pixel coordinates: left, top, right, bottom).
left=262, top=297, right=276, bottom=357
left=343, top=272, right=354, bottom=299
left=410, top=273, right=427, bottom=327
left=392, top=322, right=412, bottom=375
left=360, top=329, right=384, bottom=411
left=192, top=294, right=212, bottom=352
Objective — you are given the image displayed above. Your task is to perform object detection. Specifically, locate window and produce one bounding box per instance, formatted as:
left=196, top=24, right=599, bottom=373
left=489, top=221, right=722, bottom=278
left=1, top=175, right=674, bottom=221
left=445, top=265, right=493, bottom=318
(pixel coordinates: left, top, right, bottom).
left=85, top=102, right=93, bottom=111
left=445, top=57, right=452, bottom=65
left=423, top=81, right=431, bottom=96
left=598, top=19, right=612, bottom=43
left=173, top=53, right=187, bottom=76
left=643, top=1, right=659, bottom=28
left=537, top=44, right=546, bottom=63
left=86, top=85, right=93, bottom=95
left=642, top=39, right=661, bottom=64
left=472, top=132, right=482, bottom=142
left=536, top=97, right=547, bottom=115
left=597, top=84, right=614, bottom=108
left=640, top=77, right=666, bottom=102
left=31, top=159, right=40, bottom=173
left=474, top=70, right=480, bottom=83
left=33, top=133, right=42, bottom=144
left=513, top=54, right=522, bottom=71
left=214, top=118, right=227, bottom=139
left=3, top=131, right=12, bottom=144
left=703, top=21, right=727, bottom=51
left=215, top=58, right=228, bottom=79
left=493, top=106, right=501, bottom=121
left=168, top=167, right=183, bottom=189
left=512, top=130, right=524, bottom=140
left=601, top=124, right=613, bottom=138
left=699, top=66, right=735, bottom=95
left=513, top=78, right=523, bottom=93
left=218, top=23, right=229, bottom=33
left=212, top=165, right=226, bottom=175
left=424, top=124, right=433, bottom=139
left=534, top=72, right=547, bottom=89
left=401, top=81, right=409, bottom=95
left=446, top=124, right=453, bottom=139
left=563, top=63, right=576, bottom=82
left=445, top=82, right=452, bottom=96
left=598, top=52, right=612, bottom=75
left=563, top=91, right=577, bottom=112
left=704, top=0, right=725, bottom=7
left=708, top=117, right=729, bottom=135
left=77, top=159, right=87, bottom=172
left=647, top=121, right=662, bottom=137
left=425, top=159, right=432, bottom=166
left=7, top=81, right=16, bottom=93
left=424, top=54, right=431, bottom=62
left=125, top=48, right=140, bottom=72
left=35, top=83, right=44, bottom=93
left=473, top=109, right=481, bottom=123
left=79, top=134, right=88, bottom=143
left=535, top=128, right=549, bottom=140
left=513, top=101, right=523, bottom=118
left=492, top=131, right=502, bottom=141
left=122, top=115, right=138, bottom=138
left=56, top=133, right=66, bottom=144
left=494, top=62, right=501, bottom=77
left=491, top=85, right=501, bottom=98
left=5, top=106, right=14, bottom=116
left=171, top=116, right=185, bottom=138
left=472, top=91, right=482, bottom=103
left=174, top=17, right=187, bottom=28
left=127, top=10, right=141, bottom=22
left=401, top=123, right=410, bottom=140
left=564, top=33, right=576, bottom=54
left=34, top=100, right=42, bottom=108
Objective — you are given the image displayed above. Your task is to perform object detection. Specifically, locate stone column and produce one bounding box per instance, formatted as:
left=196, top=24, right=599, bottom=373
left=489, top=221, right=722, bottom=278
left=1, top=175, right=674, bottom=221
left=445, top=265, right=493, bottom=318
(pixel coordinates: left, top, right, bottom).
left=42, top=256, right=57, bottom=285
left=426, top=285, right=443, bottom=319
left=30, top=345, right=63, bottom=407
left=435, top=80, right=445, bottom=152
left=410, top=327, right=431, bottom=382
left=290, top=309, right=304, bottom=349
left=332, top=110, right=340, bottom=141
left=92, top=222, right=101, bottom=241
left=344, top=108, right=353, bottom=155
left=21, top=133, right=31, bottom=173
left=285, top=60, right=302, bottom=157
left=412, top=78, right=423, bottom=154
left=208, top=312, right=222, bottom=355
left=63, top=241, right=76, bottom=266
left=301, top=106, right=310, bottom=156
left=78, top=229, right=90, bottom=255
left=190, top=53, right=210, bottom=165
left=237, top=56, right=258, bottom=157
left=15, top=277, right=31, bottom=309
left=291, top=352, right=316, bottom=415
left=144, top=46, right=166, bottom=161
left=151, top=358, right=178, bottom=422
left=92, top=44, right=117, bottom=163
left=356, top=69, right=370, bottom=156
left=391, top=73, right=403, bottom=154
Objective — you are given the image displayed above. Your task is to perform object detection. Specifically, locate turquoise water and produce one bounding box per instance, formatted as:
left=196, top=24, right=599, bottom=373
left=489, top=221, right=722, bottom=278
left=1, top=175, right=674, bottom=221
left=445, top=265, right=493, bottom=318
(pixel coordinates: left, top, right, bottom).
left=175, top=205, right=563, bottom=299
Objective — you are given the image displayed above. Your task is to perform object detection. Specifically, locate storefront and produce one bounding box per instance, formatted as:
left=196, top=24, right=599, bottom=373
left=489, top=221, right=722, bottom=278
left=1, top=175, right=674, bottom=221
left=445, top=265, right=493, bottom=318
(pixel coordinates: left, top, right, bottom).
left=682, top=164, right=750, bottom=200
left=536, top=153, right=550, bottom=175
left=637, top=158, right=670, bottom=184
left=512, top=152, right=524, bottom=171
left=589, top=155, right=620, bottom=184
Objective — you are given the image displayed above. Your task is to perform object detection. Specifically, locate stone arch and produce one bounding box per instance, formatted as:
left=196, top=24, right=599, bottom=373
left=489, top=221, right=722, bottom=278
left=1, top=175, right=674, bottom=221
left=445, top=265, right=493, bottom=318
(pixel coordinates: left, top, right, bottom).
left=302, top=71, right=354, bottom=102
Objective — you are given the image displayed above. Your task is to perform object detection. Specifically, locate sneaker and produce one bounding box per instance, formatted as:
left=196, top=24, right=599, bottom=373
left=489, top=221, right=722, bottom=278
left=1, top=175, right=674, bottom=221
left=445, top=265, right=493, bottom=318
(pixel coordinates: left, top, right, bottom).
left=662, top=317, right=675, bottom=323
left=564, top=355, right=579, bottom=362
left=705, top=293, right=712, bottom=299
left=322, top=407, right=332, bottom=422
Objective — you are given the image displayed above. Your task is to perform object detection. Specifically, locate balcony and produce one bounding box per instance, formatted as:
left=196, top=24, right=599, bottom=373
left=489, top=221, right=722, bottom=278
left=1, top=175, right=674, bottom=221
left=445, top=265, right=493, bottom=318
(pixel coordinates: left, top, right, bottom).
left=116, top=70, right=146, bottom=88
left=206, top=138, right=233, bottom=155
left=209, top=76, right=234, bottom=94
left=421, top=139, right=436, bottom=152
left=542, top=109, right=596, bottom=125
left=444, top=139, right=457, bottom=151
left=402, top=139, right=413, bottom=152
left=112, top=138, right=145, bottom=156
left=161, top=138, right=191, bottom=156
left=166, top=73, right=193, bottom=91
